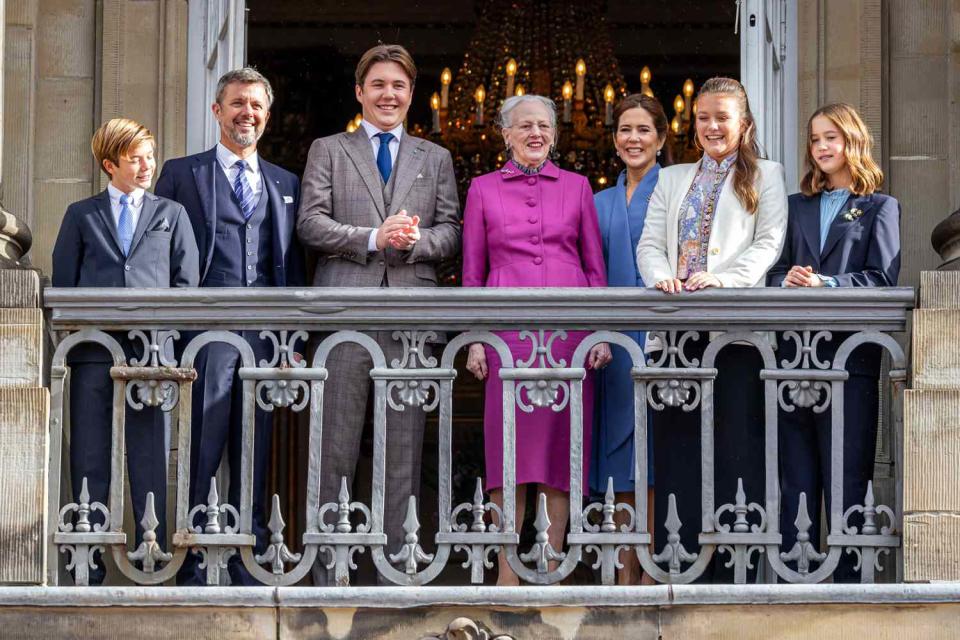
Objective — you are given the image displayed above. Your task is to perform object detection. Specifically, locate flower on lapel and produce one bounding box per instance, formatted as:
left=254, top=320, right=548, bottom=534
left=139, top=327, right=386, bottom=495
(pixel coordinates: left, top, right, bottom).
left=842, top=207, right=864, bottom=222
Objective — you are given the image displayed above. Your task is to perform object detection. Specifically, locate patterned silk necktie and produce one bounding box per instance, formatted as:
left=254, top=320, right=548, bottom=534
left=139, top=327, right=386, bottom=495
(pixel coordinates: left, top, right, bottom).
left=117, top=193, right=134, bottom=256
left=375, top=132, right=394, bottom=183
left=233, top=159, right=256, bottom=219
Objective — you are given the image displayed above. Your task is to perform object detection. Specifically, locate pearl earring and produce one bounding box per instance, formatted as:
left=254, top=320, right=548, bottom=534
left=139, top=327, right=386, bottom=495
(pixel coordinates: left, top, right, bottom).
left=657, top=149, right=661, bottom=157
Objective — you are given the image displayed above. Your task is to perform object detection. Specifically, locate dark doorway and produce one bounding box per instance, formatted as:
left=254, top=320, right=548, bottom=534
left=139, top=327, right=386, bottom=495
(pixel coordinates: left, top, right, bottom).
left=247, top=0, right=739, bottom=584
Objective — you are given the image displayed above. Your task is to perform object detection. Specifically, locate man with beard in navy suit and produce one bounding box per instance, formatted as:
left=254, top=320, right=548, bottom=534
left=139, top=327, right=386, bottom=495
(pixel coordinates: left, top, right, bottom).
left=155, top=67, right=304, bottom=585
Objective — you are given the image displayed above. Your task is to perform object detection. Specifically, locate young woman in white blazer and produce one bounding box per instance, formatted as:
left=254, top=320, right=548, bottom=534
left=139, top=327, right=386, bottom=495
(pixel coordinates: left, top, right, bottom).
left=636, top=77, right=788, bottom=582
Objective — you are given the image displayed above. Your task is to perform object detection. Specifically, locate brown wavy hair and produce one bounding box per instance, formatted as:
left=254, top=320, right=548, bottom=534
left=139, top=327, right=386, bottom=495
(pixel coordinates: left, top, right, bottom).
left=800, top=103, right=883, bottom=196
left=696, top=77, right=761, bottom=213
left=612, top=93, right=673, bottom=167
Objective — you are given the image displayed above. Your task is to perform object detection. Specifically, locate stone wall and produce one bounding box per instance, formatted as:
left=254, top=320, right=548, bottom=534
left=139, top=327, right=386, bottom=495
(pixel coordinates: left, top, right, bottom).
left=797, top=0, right=960, bottom=288
left=904, top=271, right=960, bottom=580
left=0, top=270, right=47, bottom=584
left=2, top=0, right=188, bottom=277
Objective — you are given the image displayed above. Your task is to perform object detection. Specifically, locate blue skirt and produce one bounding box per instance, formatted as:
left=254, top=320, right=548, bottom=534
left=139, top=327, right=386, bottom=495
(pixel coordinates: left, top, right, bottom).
left=589, top=335, right=653, bottom=493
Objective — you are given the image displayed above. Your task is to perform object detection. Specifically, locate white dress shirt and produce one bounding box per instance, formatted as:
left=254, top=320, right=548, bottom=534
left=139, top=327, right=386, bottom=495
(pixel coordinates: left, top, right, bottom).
left=359, top=120, right=405, bottom=252
left=216, top=142, right=263, bottom=200
left=107, top=182, right=145, bottom=230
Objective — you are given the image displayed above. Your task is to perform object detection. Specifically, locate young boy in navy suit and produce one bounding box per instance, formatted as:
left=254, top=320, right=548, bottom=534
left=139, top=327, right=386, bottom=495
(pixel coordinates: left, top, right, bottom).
left=52, top=118, right=199, bottom=583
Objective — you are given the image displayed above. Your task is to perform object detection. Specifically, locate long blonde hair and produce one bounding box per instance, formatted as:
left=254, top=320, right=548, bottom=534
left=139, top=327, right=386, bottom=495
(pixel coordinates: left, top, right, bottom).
left=800, top=103, right=883, bottom=196
left=696, top=77, right=761, bottom=214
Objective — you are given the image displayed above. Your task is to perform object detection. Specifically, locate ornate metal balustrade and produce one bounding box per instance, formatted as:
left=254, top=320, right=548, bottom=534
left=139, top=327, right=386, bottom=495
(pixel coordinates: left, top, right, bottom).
left=43, top=287, right=913, bottom=587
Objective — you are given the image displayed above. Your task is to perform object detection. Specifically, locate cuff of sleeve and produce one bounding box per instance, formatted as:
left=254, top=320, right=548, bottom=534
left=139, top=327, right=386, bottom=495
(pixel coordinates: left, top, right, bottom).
left=366, top=228, right=379, bottom=253
left=817, top=274, right=839, bottom=288
left=713, top=273, right=733, bottom=288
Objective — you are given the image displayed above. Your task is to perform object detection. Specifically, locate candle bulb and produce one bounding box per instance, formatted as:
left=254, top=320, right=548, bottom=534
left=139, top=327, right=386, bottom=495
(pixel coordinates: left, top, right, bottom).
left=671, top=115, right=681, bottom=135
left=673, top=94, right=684, bottom=117
left=683, top=78, right=694, bottom=121
left=561, top=81, right=573, bottom=123
left=505, top=58, right=517, bottom=98
left=640, top=65, right=653, bottom=97
left=574, top=58, right=586, bottom=101
left=430, top=92, right=441, bottom=133
left=440, top=67, right=452, bottom=108
left=346, top=119, right=358, bottom=133
left=514, top=84, right=525, bottom=97
left=353, top=113, right=362, bottom=128
left=474, top=85, right=486, bottom=126
left=603, top=83, right=615, bottom=126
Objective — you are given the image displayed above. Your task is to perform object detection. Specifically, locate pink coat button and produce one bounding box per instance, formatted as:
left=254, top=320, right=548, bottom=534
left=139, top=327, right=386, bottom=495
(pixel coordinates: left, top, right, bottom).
left=530, top=235, right=539, bottom=243
left=528, top=217, right=538, bottom=224
left=527, top=177, right=537, bottom=185
left=533, top=256, right=543, bottom=265
left=526, top=199, right=537, bottom=207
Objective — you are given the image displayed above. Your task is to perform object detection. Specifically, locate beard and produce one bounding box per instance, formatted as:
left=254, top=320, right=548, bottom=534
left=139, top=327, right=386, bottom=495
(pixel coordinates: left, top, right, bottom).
left=227, top=122, right=262, bottom=148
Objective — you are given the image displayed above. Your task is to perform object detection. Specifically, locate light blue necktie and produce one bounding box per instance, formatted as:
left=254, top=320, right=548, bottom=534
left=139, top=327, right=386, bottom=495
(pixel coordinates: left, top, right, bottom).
left=233, top=159, right=256, bottom=219
left=117, top=193, right=134, bottom=256
left=375, top=132, right=394, bottom=183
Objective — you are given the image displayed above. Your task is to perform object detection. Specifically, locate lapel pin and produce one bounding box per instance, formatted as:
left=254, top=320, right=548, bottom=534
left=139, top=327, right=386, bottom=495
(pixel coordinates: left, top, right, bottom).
left=842, top=207, right=864, bottom=222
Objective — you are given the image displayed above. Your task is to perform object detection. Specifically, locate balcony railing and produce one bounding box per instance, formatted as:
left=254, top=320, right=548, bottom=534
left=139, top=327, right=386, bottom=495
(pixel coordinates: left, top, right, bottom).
left=43, top=287, right=914, bottom=587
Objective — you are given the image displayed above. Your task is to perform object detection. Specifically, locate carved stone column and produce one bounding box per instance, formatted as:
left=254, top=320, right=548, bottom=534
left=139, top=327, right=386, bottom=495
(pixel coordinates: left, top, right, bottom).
left=930, top=208, right=960, bottom=271
left=0, top=0, right=33, bottom=268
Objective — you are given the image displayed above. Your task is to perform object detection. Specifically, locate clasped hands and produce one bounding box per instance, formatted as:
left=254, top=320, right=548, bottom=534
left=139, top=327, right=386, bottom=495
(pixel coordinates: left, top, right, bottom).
left=465, top=342, right=613, bottom=381
left=376, top=209, right=421, bottom=251
left=782, top=265, right=824, bottom=288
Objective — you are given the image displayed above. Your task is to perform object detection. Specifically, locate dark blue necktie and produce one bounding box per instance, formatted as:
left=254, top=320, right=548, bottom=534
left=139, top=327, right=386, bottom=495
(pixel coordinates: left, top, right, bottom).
left=375, top=132, right=394, bottom=183
left=233, top=159, right=256, bottom=219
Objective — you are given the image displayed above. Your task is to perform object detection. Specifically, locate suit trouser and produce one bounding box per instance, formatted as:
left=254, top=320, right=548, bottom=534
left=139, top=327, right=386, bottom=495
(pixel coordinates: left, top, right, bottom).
left=178, top=335, right=273, bottom=585
left=779, top=373, right=880, bottom=582
left=69, top=361, right=167, bottom=585
left=651, top=341, right=766, bottom=583
left=312, top=331, right=429, bottom=585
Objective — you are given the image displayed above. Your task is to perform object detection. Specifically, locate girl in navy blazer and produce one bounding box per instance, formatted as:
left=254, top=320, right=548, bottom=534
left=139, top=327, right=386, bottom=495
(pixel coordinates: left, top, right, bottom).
left=767, top=103, right=900, bottom=581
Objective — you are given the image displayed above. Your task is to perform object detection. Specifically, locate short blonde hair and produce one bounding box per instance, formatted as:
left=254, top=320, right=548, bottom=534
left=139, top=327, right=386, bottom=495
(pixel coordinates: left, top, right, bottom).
left=91, top=118, right=155, bottom=177
left=355, top=44, right=417, bottom=86
left=801, top=103, right=884, bottom=196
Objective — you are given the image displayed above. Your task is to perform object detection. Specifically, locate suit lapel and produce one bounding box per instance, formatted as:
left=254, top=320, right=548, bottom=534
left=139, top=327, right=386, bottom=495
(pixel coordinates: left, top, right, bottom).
left=92, top=191, right=123, bottom=256
left=797, top=195, right=822, bottom=266
left=389, top=135, right=428, bottom=214
left=821, top=194, right=872, bottom=262
left=127, top=193, right=158, bottom=255
left=340, top=129, right=387, bottom=220
left=260, top=161, right=288, bottom=285
left=191, top=149, right=219, bottom=278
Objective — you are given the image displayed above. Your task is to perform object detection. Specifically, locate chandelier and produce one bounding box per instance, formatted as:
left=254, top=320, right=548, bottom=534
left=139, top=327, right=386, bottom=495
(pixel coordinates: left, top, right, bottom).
left=414, top=0, right=628, bottom=193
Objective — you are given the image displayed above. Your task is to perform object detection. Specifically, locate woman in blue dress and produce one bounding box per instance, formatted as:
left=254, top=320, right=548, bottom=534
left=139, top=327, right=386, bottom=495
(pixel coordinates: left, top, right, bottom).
left=591, top=93, right=670, bottom=584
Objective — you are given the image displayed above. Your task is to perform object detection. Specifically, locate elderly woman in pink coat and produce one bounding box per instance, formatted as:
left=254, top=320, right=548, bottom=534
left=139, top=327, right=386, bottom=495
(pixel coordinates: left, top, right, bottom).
left=462, top=94, right=610, bottom=585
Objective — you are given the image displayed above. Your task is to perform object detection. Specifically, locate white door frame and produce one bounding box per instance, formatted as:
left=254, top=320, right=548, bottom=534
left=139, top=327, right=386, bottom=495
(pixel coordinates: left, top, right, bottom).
left=186, top=0, right=247, bottom=155
left=740, top=0, right=800, bottom=192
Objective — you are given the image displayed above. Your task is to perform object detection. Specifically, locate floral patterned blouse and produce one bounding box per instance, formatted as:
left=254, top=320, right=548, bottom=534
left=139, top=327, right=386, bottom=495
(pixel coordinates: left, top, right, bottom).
left=676, top=153, right=738, bottom=279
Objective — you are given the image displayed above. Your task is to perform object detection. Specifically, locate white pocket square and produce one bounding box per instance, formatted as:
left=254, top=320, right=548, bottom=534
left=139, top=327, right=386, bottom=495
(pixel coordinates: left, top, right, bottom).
left=283, top=195, right=294, bottom=204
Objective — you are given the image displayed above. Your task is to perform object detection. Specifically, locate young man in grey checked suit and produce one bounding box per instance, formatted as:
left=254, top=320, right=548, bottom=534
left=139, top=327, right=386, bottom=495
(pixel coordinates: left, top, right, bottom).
left=297, top=43, right=461, bottom=583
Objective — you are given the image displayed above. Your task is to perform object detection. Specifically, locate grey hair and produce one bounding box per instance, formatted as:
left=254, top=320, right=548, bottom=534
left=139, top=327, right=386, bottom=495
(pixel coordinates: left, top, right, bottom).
left=215, top=67, right=274, bottom=107
left=498, top=94, right=558, bottom=130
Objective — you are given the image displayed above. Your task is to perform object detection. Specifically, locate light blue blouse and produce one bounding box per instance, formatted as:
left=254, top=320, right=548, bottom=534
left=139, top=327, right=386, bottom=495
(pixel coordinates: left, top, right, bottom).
left=819, top=188, right=851, bottom=250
